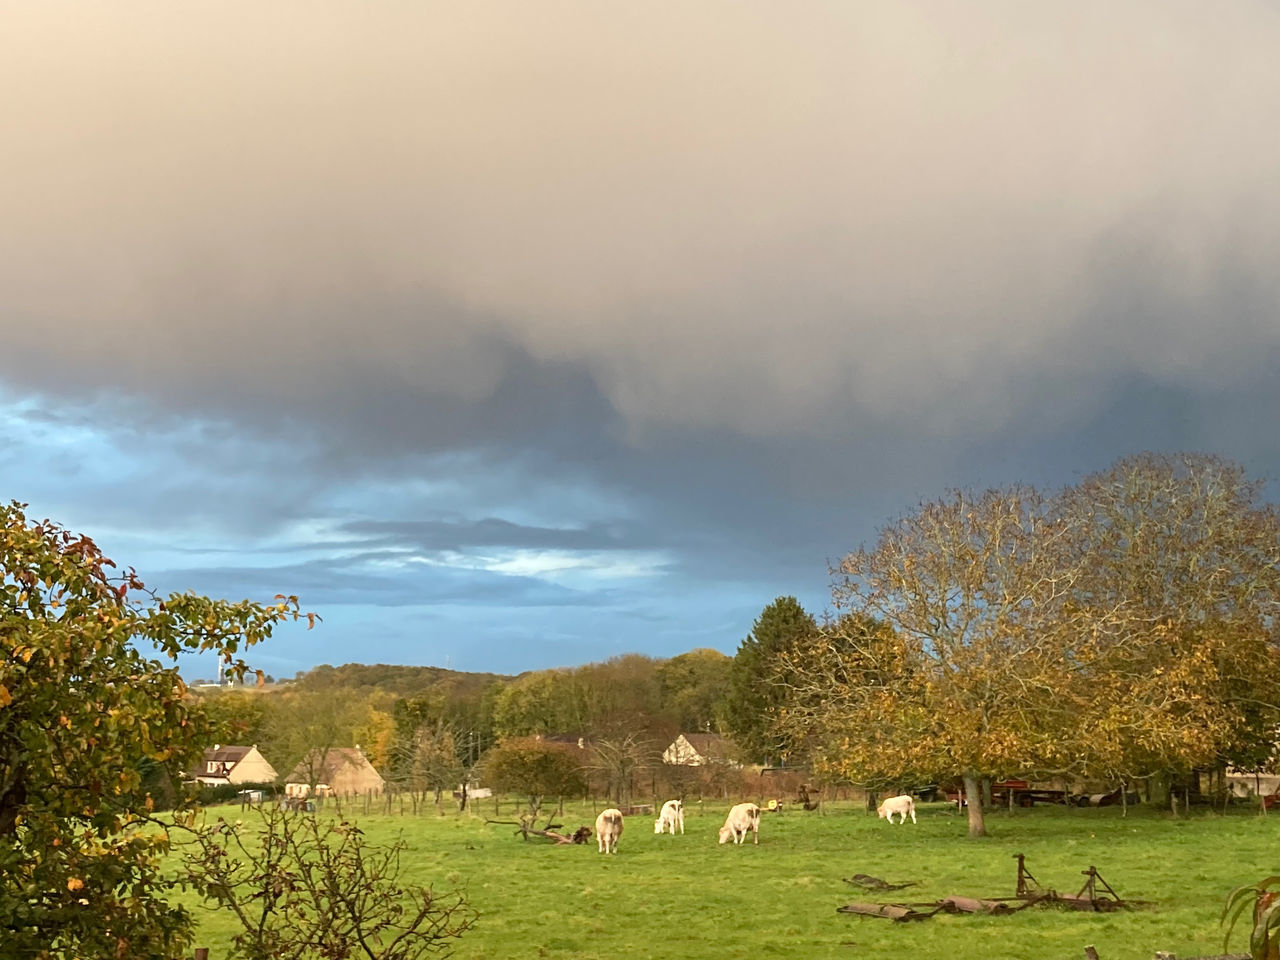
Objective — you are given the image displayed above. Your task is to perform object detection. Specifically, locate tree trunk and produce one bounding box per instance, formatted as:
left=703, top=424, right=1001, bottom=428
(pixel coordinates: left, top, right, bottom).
left=980, top=778, right=993, bottom=811
left=962, top=774, right=987, bottom=837
left=1147, top=770, right=1170, bottom=808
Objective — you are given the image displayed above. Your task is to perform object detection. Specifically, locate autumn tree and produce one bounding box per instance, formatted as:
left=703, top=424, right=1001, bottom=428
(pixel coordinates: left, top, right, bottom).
left=492, top=656, right=671, bottom=741
left=1059, top=454, right=1280, bottom=803
left=573, top=654, right=668, bottom=739
left=656, top=648, right=732, bottom=734
left=264, top=689, right=360, bottom=799
left=782, top=455, right=1280, bottom=834
left=352, top=695, right=399, bottom=773
left=491, top=670, right=576, bottom=739
left=481, top=738, right=587, bottom=815
left=786, top=488, right=1082, bottom=836
left=195, top=688, right=270, bottom=747
left=0, top=501, right=310, bottom=957
left=722, top=597, right=818, bottom=765
left=774, top=613, right=910, bottom=788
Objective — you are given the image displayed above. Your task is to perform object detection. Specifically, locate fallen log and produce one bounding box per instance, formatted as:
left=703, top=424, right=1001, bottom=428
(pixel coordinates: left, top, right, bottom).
left=503, top=824, right=592, bottom=844
left=484, top=818, right=568, bottom=840
left=530, top=829, right=576, bottom=844
left=836, top=902, right=935, bottom=921
left=937, top=895, right=1017, bottom=915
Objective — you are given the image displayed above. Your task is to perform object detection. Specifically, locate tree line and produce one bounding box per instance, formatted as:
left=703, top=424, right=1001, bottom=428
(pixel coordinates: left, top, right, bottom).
left=193, top=646, right=740, bottom=811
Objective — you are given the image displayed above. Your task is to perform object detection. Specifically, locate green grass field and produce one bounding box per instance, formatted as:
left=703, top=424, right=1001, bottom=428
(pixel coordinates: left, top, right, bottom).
left=177, top=799, right=1280, bottom=960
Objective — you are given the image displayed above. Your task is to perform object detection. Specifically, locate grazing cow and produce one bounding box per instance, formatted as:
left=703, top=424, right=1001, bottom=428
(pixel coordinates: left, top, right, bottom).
left=877, top=794, right=916, bottom=824
left=717, top=802, right=761, bottom=845
left=654, top=799, right=684, bottom=835
left=595, top=808, right=623, bottom=854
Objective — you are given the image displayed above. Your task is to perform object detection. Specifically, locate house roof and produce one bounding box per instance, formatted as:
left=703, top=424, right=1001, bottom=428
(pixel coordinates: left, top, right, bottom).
left=206, top=745, right=253, bottom=763
left=285, top=747, right=380, bottom=784
left=679, top=733, right=729, bottom=758
left=187, top=744, right=254, bottom=778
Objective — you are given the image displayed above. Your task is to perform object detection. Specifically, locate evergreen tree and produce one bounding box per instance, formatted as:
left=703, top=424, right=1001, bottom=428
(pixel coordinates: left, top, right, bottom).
left=722, top=596, right=816, bottom=764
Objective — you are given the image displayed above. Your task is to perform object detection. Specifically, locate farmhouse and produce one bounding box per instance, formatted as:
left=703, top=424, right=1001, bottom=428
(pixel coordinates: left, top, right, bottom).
left=662, top=732, right=736, bottom=766
left=284, top=746, right=385, bottom=798
left=188, top=744, right=278, bottom=786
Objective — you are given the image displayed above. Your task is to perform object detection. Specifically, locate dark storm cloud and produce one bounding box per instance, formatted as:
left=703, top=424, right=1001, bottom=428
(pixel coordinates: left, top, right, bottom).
left=4, top=0, right=1280, bottom=455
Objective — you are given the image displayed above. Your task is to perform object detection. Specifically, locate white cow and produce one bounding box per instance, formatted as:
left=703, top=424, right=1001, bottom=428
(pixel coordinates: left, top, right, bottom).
left=877, top=794, right=916, bottom=824
left=654, top=799, right=684, bottom=835
left=595, top=808, right=623, bottom=854
left=717, top=802, right=760, bottom=845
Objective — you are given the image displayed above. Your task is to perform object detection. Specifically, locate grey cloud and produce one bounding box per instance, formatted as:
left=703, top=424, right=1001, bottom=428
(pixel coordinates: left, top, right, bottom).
left=3, top=1, right=1280, bottom=448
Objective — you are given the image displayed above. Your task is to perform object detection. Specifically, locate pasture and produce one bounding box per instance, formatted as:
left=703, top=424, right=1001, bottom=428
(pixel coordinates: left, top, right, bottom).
left=176, top=799, right=1280, bottom=959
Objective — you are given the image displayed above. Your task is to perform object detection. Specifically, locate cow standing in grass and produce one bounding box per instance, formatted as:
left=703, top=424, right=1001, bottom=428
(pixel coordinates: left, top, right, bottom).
left=595, top=808, right=623, bottom=854
left=877, top=795, right=916, bottom=824
left=718, top=802, right=760, bottom=845
left=654, top=799, right=684, bottom=835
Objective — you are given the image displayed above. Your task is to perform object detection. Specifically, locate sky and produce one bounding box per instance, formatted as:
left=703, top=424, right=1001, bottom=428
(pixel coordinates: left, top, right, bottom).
left=4, top=1, right=1280, bottom=678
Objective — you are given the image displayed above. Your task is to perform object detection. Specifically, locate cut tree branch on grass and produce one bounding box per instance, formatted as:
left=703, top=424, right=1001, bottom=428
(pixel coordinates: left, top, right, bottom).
left=485, top=812, right=591, bottom=843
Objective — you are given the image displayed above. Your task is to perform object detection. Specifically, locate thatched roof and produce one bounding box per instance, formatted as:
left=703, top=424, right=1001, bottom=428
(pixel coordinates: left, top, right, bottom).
left=679, top=733, right=729, bottom=759
left=285, top=747, right=384, bottom=790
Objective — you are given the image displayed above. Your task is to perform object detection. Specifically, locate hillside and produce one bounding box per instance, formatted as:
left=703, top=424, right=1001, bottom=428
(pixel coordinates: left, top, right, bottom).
left=289, top=662, right=513, bottom=699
